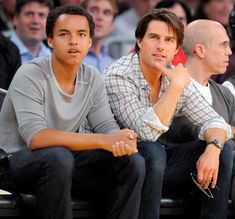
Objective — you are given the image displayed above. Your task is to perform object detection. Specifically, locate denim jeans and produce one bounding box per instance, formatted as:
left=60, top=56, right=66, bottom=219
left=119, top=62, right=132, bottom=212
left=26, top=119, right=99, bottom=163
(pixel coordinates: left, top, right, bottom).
left=0, top=147, right=145, bottom=219
left=137, top=140, right=233, bottom=219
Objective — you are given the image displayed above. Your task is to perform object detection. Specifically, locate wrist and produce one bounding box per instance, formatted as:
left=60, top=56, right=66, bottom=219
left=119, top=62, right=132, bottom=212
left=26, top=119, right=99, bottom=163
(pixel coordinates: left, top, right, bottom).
left=206, top=138, right=224, bottom=151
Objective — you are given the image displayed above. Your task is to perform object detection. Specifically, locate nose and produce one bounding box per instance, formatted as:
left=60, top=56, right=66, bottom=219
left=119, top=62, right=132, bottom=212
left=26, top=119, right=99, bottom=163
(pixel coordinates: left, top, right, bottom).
left=227, top=46, right=232, bottom=56
left=69, top=35, right=78, bottom=45
left=156, top=39, right=165, bottom=52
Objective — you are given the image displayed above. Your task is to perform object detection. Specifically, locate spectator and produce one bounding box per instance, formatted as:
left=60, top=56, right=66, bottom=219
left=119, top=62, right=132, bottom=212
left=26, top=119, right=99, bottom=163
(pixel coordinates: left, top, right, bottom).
left=194, top=0, right=233, bottom=27
left=82, top=0, right=118, bottom=73
left=105, top=9, right=233, bottom=219
left=222, top=4, right=235, bottom=87
left=159, top=19, right=234, bottom=216
left=106, top=0, right=159, bottom=59
left=0, top=5, right=145, bottom=219
left=155, top=0, right=193, bottom=65
left=0, top=0, right=16, bottom=37
left=10, top=0, right=54, bottom=64
left=194, top=0, right=234, bottom=84
left=0, top=33, right=21, bottom=89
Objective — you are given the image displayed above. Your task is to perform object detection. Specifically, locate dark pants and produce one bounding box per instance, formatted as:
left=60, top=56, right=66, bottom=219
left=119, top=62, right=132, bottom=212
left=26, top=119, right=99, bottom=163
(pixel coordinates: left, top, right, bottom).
left=0, top=147, right=145, bottom=219
left=137, top=140, right=233, bottom=219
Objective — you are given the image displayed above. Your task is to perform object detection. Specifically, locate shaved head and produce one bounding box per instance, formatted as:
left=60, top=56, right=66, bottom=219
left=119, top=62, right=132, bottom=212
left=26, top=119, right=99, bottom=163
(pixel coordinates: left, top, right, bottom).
left=183, top=19, right=227, bottom=58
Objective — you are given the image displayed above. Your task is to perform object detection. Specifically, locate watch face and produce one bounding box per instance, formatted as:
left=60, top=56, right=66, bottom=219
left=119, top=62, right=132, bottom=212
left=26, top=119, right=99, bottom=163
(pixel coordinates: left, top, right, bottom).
left=214, top=139, right=223, bottom=149
left=215, top=139, right=220, bottom=145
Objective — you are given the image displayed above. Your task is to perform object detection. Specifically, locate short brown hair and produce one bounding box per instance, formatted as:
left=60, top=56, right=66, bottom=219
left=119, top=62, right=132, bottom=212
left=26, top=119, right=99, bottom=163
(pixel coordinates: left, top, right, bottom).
left=135, top=9, right=184, bottom=53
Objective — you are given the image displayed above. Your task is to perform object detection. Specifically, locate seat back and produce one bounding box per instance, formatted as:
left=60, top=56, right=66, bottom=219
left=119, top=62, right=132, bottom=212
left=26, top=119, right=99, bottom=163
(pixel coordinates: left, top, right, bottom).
left=0, top=88, right=7, bottom=111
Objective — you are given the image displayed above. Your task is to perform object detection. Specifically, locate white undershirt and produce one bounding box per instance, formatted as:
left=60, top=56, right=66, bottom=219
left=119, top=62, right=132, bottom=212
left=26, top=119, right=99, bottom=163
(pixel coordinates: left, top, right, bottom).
left=191, top=78, right=213, bottom=105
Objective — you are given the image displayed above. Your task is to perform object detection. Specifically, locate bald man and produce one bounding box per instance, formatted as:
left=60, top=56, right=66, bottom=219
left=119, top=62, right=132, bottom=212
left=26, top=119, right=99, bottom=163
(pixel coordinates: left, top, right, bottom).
left=158, top=19, right=234, bottom=218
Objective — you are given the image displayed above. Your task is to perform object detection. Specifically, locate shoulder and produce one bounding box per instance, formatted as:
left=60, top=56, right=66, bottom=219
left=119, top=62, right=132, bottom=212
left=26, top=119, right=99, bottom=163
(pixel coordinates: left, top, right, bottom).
left=210, top=79, right=235, bottom=102
left=79, top=63, right=104, bottom=86
left=12, top=57, right=51, bottom=84
left=104, top=53, right=135, bottom=77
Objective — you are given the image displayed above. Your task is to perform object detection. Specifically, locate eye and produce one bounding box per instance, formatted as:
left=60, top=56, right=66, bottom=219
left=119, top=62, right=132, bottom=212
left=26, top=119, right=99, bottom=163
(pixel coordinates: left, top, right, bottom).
left=104, top=10, right=113, bottom=16
left=149, top=35, right=157, bottom=39
left=24, top=11, right=34, bottom=17
left=79, top=32, right=87, bottom=37
left=59, top=32, right=68, bottom=37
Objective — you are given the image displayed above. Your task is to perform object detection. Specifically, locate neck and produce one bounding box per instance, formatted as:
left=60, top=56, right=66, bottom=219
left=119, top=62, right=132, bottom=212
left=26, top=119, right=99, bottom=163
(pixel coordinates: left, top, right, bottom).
left=185, top=58, right=210, bottom=86
left=90, top=38, right=104, bottom=56
left=51, top=55, right=79, bottom=94
left=20, top=36, right=42, bottom=57
left=138, top=54, right=162, bottom=87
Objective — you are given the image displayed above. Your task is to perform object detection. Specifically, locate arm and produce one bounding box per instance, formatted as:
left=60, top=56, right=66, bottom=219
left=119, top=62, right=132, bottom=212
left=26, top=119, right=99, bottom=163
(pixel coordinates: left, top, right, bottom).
left=152, top=63, right=189, bottom=126
left=196, top=128, right=226, bottom=189
left=105, top=62, right=189, bottom=141
left=10, top=63, right=137, bottom=156
left=30, top=128, right=138, bottom=156
left=231, top=126, right=235, bottom=137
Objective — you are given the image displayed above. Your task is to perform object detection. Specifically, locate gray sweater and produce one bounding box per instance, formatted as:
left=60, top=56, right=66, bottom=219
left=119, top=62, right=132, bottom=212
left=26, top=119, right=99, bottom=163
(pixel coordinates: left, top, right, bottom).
left=0, top=57, right=119, bottom=154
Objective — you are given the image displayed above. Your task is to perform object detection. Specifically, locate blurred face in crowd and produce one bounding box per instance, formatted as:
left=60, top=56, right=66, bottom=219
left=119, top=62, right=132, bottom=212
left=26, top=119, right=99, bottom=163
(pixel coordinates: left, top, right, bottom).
left=13, top=2, right=50, bottom=46
left=86, top=0, right=115, bottom=40
left=132, top=0, right=159, bottom=17
left=204, top=0, right=233, bottom=26
left=167, top=3, right=188, bottom=27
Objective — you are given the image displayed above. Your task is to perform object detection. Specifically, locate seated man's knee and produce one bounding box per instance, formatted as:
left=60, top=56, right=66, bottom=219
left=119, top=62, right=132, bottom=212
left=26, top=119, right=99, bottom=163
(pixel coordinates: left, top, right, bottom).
left=118, top=154, right=145, bottom=180
left=43, top=147, right=74, bottom=177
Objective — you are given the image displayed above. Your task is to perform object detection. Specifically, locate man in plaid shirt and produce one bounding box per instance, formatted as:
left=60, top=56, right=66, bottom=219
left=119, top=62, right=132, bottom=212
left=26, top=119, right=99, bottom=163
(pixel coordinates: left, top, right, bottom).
left=104, top=9, right=233, bottom=219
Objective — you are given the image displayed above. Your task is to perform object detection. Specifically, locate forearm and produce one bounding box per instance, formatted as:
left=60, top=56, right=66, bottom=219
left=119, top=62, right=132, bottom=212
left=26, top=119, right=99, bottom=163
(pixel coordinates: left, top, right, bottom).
left=30, top=128, right=137, bottom=152
left=153, top=83, right=184, bottom=126
left=203, top=128, right=227, bottom=144
left=231, top=125, right=235, bottom=137
left=30, top=129, right=106, bottom=150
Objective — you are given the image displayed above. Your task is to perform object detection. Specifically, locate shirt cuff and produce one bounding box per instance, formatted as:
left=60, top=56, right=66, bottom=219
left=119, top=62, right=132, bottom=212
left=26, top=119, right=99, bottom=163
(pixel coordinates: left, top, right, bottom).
left=198, top=118, right=233, bottom=141
left=141, top=107, right=169, bottom=133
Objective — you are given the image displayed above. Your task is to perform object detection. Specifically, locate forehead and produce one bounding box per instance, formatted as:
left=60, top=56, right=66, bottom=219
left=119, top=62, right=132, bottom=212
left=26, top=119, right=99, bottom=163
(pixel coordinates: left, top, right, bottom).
left=54, top=14, right=90, bottom=31
left=87, top=0, right=114, bottom=10
left=19, top=2, right=49, bottom=13
left=145, top=20, right=175, bottom=37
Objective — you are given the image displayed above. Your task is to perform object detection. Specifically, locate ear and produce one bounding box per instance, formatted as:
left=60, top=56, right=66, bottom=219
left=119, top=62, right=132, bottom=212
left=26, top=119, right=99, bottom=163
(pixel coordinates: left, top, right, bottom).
left=88, top=38, right=92, bottom=49
left=174, top=46, right=180, bottom=55
left=137, top=38, right=142, bottom=50
left=47, top=37, right=53, bottom=49
left=13, top=15, right=18, bottom=27
left=194, top=44, right=205, bottom=58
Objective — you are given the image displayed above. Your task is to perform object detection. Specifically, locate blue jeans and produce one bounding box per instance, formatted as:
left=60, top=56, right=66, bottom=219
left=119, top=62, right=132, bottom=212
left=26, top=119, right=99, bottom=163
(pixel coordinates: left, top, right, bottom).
left=138, top=140, right=233, bottom=219
left=0, top=147, right=145, bottom=219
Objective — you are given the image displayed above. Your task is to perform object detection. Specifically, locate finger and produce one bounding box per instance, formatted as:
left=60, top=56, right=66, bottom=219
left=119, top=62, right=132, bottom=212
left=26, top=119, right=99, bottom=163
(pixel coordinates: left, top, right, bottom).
left=211, top=171, right=218, bottom=189
left=116, top=142, right=124, bottom=157
left=203, top=173, right=213, bottom=189
left=154, top=62, right=171, bottom=75
left=125, top=144, right=138, bottom=155
left=112, top=144, right=118, bottom=157
left=118, top=141, right=126, bottom=156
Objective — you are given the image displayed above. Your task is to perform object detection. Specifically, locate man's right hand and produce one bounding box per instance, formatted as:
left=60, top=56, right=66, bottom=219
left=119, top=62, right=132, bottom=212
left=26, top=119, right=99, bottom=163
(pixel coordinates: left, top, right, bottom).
left=155, top=62, right=190, bottom=91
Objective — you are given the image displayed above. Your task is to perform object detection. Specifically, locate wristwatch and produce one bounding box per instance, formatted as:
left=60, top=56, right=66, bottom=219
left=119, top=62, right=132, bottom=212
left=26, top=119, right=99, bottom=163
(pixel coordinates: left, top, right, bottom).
left=206, top=139, right=224, bottom=151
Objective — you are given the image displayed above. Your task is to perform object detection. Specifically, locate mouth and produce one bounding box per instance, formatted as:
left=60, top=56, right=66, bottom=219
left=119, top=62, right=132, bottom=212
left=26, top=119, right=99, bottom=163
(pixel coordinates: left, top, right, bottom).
left=68, top=49, right=80, bottom=54
left=153, top=53, right=166, bottom=58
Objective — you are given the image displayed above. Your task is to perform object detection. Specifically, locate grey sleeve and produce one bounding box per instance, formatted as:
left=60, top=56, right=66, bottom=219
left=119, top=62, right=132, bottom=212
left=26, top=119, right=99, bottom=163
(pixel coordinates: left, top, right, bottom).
left=9, top=64, right=47, bottom=146
left=87, top=74, right=120, bottom=134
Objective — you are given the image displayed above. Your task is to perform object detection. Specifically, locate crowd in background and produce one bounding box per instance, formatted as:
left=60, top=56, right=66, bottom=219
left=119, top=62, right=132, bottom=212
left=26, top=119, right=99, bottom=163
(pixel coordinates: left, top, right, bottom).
left=0, top=0, right=234, bottom=89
